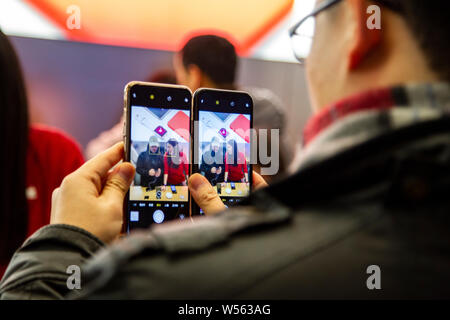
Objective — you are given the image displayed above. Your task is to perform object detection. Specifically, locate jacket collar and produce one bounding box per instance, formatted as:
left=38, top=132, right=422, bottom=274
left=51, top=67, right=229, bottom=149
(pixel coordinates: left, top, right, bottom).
left=256, top=83, right=450, bottom=210
left=303, top=86, right=397, bottom=146
left=291, top=83, right=450, bottom=172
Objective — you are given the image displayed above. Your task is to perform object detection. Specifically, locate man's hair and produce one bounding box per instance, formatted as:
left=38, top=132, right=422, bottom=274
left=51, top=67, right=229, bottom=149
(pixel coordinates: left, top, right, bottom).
left=180, top=35, right=237, bottom=85
left=376, top=0, right=450, bottom=81
left=146, top=70, right=177, bottom=85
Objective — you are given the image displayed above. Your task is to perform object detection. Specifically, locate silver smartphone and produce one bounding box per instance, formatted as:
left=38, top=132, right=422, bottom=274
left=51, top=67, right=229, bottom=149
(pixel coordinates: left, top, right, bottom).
left=123, top=81, right=192, bottom=232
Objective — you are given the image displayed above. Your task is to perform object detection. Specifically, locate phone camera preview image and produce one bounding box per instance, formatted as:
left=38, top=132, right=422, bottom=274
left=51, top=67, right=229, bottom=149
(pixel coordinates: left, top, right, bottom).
left=127, top=100, right=190, bottom=230
left=198, top=110, right=251, bottom=208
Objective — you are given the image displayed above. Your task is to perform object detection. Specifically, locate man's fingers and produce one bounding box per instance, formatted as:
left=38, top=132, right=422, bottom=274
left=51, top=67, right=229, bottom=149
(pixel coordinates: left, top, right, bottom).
left=189, top=171, right=267, bottom=216
left=101, top=162, right=135, bottom=202
left=253, top=171, right=268, bottom=190
left=78, top=142, right=125, bottom=182
left=189, top=173, right=226, bottom=216
left=50, top=187, right=60, bottom=223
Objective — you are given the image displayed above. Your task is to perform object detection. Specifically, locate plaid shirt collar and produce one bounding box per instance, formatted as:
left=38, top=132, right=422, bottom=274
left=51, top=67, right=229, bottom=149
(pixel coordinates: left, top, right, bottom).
left=289, top=82, right=450, bottom=173
left=303, top=83, right=450, bottom=146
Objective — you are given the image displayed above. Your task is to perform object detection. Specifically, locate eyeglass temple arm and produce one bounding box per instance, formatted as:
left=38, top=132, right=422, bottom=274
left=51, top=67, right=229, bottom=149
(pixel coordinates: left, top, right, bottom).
left=289, top=0, right=342, bottom=36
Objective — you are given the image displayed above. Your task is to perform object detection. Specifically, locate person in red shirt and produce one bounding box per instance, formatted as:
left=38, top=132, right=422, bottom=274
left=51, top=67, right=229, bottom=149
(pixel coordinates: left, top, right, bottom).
left=224, top=139, right=248, bottom=183
left=162, top=139, right=189, bottom=188
left=0, top=31, right=84, bottom=278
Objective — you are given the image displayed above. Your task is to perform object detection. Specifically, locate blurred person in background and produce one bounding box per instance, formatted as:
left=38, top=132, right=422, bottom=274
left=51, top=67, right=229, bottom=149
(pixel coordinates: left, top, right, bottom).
left=173, top=35, right=294, bottom=182
left=84, top=70, right=177, bottom=159
left=0, top=30, right=84, bottom=278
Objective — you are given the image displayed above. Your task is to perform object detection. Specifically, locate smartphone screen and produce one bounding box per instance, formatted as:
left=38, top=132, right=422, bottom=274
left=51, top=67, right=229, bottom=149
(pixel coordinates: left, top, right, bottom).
left=192, top=88, right=253, bottom=215
left=124, top=82, right=191, bottom=231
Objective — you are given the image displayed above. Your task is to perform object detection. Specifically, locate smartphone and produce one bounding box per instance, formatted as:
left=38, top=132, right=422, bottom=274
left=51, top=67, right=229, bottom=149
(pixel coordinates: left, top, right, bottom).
left=123, top=81, right=192, bottom=232
left=171, top=185, right=177, bottom=194
left=192, top=88, right=253, bottom=215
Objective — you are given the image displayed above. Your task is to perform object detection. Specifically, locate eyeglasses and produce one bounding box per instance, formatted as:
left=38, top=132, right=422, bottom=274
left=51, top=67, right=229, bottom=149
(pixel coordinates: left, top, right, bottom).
left=289, top=0, right=342, bottom=64
left=289, top=0, right=403, bottom=64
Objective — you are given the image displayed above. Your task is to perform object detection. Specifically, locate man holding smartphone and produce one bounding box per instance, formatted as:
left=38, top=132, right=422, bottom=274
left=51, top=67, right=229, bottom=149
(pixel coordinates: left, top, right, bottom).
left=1, top=0, right=450, bottom=299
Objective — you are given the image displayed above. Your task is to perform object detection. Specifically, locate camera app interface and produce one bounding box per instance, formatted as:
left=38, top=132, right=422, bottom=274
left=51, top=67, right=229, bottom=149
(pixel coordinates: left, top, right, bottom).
left=127, top=86, right=190, bottom=230
left=198, top=110, right=251, bottom=208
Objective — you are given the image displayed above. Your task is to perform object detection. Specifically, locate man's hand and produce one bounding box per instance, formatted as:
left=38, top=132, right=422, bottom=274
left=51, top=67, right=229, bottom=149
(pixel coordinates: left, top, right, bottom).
left=50, top=142, right=135, bottom=243
left=188, top=171, right=268, bottom=216
left=149, top=169, right=155, bottom=176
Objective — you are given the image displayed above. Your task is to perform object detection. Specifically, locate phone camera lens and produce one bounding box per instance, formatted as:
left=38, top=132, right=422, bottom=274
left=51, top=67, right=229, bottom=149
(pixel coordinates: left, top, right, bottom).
left=167, top=96, right=172, bottom=102
left=230, top=101, right=235, bottom=107
left=201, top=99, right=204, bottom=104
left=245, top=103, right=249, bottom=108
left=132, top=93, right=137, bottom=98
left=184, top=97, right=189, bottom=103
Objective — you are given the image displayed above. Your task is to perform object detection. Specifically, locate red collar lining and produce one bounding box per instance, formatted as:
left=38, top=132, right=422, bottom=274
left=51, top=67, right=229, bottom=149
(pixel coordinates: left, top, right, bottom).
left=303, top=88, right=395, bottom=146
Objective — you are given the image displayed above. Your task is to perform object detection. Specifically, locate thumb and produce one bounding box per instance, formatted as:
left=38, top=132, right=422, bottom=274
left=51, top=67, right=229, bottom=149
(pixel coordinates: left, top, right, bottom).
left=252, top=171, right=268, bottom=190
left=189, top=173, right=226, bottom=216
left=102, top=162, right=135, bottom=201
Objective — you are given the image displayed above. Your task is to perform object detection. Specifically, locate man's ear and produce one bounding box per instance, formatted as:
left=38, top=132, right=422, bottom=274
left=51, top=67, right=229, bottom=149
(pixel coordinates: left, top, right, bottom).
left=347, top=0, right=382, bottom=70
left=187, top=64, right=203, bottom=89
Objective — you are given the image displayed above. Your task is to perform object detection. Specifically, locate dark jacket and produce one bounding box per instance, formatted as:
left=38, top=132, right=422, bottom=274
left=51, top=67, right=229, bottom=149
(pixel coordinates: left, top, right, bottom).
left=136, top=145, right=164, bottom=187
left=200, top=148, right=225, bottom=185
left=1, top=83, right=450, bottom=299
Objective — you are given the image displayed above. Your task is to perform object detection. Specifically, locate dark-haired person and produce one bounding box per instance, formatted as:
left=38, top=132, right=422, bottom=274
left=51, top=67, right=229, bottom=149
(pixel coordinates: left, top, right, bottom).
left=174, top=35, right=237, bottom=90
left=200, top=137, right=224, bottom=186
left=2, top=0, right=450, bottom=299
left=84, top=70, right=177, bottom=159
left=173, top=35, right=294, bottom=180
left=224, top=139, right=249, bottom=184
left=162, top=139, right=189, bottom=189
left=0, top=30, right=84, bottom=278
